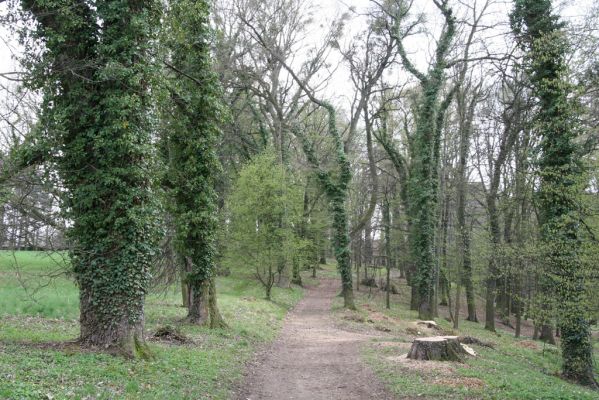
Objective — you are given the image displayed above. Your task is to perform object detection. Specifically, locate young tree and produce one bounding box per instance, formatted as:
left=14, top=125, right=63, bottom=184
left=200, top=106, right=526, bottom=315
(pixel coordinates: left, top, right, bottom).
left=226, top=150, right=306, bottom=300
left=18, top=0, right=161, bottom=356
left=511, top=0, right=598, bottom=387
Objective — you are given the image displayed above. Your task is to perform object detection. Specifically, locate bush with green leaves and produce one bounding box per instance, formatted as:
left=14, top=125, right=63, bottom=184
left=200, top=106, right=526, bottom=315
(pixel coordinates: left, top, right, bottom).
left=225, top=151, right=309, bottom=300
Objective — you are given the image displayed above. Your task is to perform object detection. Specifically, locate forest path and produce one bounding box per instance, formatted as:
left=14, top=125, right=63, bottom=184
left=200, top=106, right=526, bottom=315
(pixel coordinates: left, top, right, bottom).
left=236, top=278, right=395, bottom=400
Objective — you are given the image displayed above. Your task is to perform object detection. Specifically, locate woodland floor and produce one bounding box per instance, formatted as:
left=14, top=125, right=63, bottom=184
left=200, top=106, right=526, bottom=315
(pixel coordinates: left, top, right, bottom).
left=237, top=265, right=599, bottom=400
left=236, top=278, right=395, bottom=400
left=2, top=252, right=599, bottom=399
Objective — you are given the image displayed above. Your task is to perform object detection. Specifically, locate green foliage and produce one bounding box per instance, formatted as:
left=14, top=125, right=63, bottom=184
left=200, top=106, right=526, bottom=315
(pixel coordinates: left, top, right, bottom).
left=225, top=150, right=309, bottom=298
left=162, top=0, right=225, bottom=291
left=398, top=2, right=456, bottom=319
left=17, top=0, right=162, bottom=346
left=511, top=0, right=597, bottom=387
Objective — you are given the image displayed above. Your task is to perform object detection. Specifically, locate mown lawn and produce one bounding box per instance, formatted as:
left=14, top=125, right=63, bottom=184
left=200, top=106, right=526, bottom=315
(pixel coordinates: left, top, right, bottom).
left=339, top=278, right=599, bottom=400
left=0, top=251, right=304, bottom=400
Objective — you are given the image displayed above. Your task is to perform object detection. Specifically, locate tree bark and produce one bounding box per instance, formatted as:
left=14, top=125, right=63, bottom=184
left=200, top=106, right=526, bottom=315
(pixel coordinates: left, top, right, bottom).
left=208, top=278, right=227, bottom=329
left=383, top=197, right=392, bottom=309
left=186, top=279, right=210, bottom=325
left=512, top=0, right=598, bottom=386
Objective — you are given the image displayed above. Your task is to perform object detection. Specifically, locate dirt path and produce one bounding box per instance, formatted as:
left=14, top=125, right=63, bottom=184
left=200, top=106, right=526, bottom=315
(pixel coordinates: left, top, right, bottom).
left=236, top=279, right=395, bottom=400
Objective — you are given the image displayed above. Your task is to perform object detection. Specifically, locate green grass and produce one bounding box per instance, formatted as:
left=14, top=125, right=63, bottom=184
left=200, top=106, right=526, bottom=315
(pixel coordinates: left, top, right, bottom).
left=0, top=251, right=304, bottom=400
left=347, top=278, right=599, bottom=399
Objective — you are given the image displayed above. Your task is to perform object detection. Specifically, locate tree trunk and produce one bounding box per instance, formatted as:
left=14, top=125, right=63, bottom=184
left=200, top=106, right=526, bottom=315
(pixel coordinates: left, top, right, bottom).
left=331, top=196, right=355, bottom=310
left=511, top=0, right=598, bottom=385
left=410, top=282, right=419, bottom=311
left=355, top=235, right=362, bottom=291
left=515, top=275, right=522, bottom=338
left=364, top=218, right=373, bottom=268
left=484, top=95, right=519, bottom=332
left=78, top=287, right=149, bottom=358
left=208, top=278, right=227, bottom=329
left=455, top=98, right=476, bottom=324
left=464, top=243, right=478, bottom=323
left=264, top=263, right=274, bottom=301
left=453, top=274, right=462, bottom=330
left=485, top=195, right=501, bottom=332
left=186, top=279, right=209, bottom=325
left=439, top=270, right=449, bottom=306
left=540, top=324, right=556, bottom=345
left=22, top=0, right=161, bottom=358
left=383, top=198, right=392, bottom=309
left=276, top=258, right=291, bottom=288
left=291, top=255, right=302, bottom=286
left=181, top=278, right=190, bottom=308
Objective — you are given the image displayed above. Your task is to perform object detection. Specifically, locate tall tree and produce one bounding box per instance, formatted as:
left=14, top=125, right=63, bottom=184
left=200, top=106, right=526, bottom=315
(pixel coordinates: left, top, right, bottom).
left=511, top=0, right=598, bottom=387
left=452, top=0, right=490, bottom=325
left=19, top=0, right=160, bottom=356
left=385, top=0, right=456, bottom=319
left=163, top=0, right=226, bottom=328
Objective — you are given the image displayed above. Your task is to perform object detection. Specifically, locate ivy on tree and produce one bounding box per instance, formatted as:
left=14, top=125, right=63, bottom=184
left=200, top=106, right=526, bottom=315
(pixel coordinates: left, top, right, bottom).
left=294, top=103, right=356, bottom=310
left=163, top=0, right=227, bottom=328
left=19, top=0, right=161, bottom=356
left=390, top=0, right=456, bottom=319
left=511, top=0, right=598, bottom=388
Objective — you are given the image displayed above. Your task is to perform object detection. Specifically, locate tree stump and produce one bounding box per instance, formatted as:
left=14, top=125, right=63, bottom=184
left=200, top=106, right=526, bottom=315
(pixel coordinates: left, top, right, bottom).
left=407, top=336, right=467, bottom=361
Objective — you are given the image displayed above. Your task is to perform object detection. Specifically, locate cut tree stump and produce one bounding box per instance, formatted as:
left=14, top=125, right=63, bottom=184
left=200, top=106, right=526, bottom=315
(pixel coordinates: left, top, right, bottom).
left=407, top=336, right=468, bottom=361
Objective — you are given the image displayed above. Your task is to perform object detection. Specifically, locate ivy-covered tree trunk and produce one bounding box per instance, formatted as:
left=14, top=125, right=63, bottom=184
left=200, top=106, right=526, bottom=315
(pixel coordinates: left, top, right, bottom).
left=512, top=0, right=598, bottom=387
left=295, top=103, right=355, bottom=309
left=20, top=0, right=160, bottom=357
left=364, top=218, right=373, bottom=268
left=392, top=0, right=455, bottom=320
left=165, top=0, right=227, bottom=328
left=455, top=79, right=478, bottom=324
left=408, top=88, right=441, bottom=319
left=75, top=0, right=160, bottom=353
left=331, top=195, right=354, bottom=308
left=382, top=196, right=392, bottom=309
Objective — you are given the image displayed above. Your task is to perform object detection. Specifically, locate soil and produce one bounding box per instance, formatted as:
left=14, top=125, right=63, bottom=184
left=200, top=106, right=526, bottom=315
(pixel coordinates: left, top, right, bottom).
left=236, top=278, right=395, bottom=400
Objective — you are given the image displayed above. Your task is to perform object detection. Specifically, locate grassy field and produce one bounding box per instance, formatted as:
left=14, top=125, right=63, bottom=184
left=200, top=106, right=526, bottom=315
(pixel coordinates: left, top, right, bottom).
left=332, top=277, right=599, bottom=400
left=0, top=251, right=306, bottom=400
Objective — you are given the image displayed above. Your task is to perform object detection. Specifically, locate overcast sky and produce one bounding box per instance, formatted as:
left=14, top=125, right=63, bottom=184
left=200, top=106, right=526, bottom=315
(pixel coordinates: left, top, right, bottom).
left=0, top=0, right=596, bottom=109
